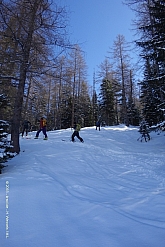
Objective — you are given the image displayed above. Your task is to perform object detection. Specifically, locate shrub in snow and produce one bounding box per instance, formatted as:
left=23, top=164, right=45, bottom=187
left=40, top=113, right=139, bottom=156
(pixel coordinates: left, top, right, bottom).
left=0, top=120, right=16, bottom=173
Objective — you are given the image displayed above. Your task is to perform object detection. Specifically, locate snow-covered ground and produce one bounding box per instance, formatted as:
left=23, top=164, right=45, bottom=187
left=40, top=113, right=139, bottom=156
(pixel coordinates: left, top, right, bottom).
left=0, top=125, right=165, bottom=247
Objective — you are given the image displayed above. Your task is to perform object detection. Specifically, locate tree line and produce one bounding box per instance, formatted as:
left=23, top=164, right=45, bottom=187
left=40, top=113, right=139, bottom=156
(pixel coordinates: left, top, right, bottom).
left=0, top=0, right=165, bottom=155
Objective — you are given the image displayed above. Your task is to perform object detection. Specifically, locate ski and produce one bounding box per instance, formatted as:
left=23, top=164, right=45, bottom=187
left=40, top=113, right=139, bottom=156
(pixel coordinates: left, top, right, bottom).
left=22, top=136, right=32, bottom=139
left=62, top=139, right=72, bottom=142
left=62, top=139, right=84, bottom=143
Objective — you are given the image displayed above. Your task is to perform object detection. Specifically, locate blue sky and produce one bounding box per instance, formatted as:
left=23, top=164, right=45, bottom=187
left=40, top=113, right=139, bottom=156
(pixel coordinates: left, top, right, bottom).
left=60, top=0, right=136, bottom=84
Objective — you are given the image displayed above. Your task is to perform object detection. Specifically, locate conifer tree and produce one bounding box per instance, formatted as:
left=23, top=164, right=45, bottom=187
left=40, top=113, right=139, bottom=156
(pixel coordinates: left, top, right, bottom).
left=99, top=79, right=115, bottom=125
left=125, top=0, right=165, bottom=125
left=0, top=120, right=16, bottom=173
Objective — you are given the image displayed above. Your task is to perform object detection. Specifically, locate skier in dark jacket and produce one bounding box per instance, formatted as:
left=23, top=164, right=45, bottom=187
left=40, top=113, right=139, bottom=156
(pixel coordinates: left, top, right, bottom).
left=22, top=120, right=31, bottom=137
left=96, top=120, right=101, bottom=131
left=139, top=120, right=150, bottom=141
left=72, top=123, right=84, bottom=142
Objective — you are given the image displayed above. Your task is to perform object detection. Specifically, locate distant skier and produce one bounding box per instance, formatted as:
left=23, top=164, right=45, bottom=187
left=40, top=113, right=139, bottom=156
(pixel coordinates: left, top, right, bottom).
left=96, top=120, right=101, bottom=131
left=34, top=117, right=48, bottom=140
left=22, top=120, right=31, bottom=137
left=72, top=122, right=84, bottom=142
left=139, top=119, right=150, bottom=141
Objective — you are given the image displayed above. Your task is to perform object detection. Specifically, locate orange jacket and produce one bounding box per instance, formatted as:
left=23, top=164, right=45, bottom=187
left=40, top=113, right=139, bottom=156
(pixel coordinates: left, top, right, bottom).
left=40, top=118, right=47, bottom=128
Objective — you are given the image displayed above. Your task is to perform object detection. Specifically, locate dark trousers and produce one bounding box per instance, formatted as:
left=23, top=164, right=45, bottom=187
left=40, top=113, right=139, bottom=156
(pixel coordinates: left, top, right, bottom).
left=22, top=126, right=28, bottom=137
left=141, top=131, right=150, bottom=140
left=36, top=127, right=47, bottom=138
left=96, top=125, right=100, bottom=131
left=72, top=131, right=83, bottom=142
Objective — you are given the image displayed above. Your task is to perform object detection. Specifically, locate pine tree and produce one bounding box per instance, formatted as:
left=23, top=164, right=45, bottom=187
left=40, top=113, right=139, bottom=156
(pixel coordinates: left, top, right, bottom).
left=0, top=120, right=16, bottom=173
left=99, top=79, right=115, bottom=125
left=111, top=35, right=133, bottom=126
left=125, top=0, right=165, bottom=125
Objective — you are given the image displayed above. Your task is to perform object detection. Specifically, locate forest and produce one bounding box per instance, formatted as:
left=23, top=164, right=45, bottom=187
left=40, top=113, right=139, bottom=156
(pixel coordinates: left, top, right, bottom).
left=0, top=0, right=165, bottom=156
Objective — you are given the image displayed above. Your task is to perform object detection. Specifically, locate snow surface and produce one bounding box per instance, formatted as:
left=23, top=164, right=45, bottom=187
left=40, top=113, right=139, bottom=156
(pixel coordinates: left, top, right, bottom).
left=0, top=125, right=165, bottom=247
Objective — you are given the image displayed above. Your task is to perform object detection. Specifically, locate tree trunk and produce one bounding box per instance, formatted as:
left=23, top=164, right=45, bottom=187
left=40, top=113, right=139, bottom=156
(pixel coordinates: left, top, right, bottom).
left=11, top=64, right=27, bottom=153
left=10, top=2, right=39, bottom=153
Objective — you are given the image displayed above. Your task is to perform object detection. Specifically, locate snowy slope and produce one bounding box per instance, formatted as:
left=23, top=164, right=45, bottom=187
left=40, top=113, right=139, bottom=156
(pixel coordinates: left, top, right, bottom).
left=0, top=125, right=165, bottom=247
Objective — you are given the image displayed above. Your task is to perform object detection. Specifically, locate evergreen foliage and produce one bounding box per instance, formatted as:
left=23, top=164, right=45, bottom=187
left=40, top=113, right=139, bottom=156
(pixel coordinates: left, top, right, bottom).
left=0, top=120, right=16, bottom=173
left=135, top=0, right=165, bottom=125
left=0, top=94, right=10, bottom=120
left=99, top=79, right=116, bottom=125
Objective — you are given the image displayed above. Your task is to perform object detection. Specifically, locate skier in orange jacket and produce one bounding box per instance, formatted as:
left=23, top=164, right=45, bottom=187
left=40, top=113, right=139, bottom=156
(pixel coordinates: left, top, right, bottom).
left=34, top=117, right=48, bottom=140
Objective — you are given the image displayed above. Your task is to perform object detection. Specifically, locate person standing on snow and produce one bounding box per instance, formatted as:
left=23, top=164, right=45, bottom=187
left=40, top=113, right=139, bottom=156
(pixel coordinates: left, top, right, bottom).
left=22, top=120, right=31, bottom=137
left=34, top=117, right=48, bottom=140
left=71, top=122, right=84, bottom=142
left=96, top=120, right=101, bottom=131
left=139, top=119, right=150, bottom=141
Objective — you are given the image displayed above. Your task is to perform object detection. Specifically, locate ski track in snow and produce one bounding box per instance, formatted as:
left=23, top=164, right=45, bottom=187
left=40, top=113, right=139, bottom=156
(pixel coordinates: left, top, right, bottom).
left=22, top=128, right=165, bottom=228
